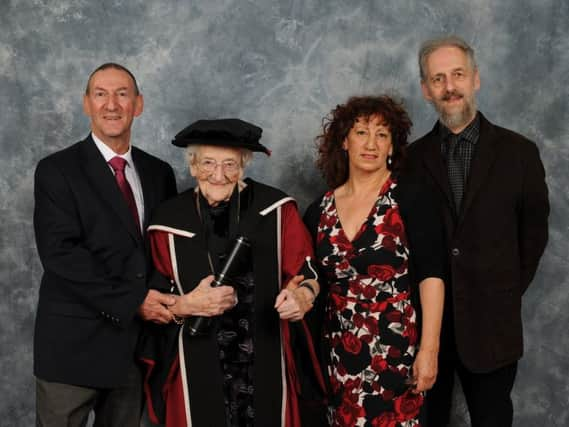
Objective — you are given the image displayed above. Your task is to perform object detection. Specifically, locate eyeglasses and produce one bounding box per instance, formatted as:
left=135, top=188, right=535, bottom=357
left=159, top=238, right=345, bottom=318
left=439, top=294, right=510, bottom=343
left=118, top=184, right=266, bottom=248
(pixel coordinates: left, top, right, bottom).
left=197, top=158, right=240, bottom=174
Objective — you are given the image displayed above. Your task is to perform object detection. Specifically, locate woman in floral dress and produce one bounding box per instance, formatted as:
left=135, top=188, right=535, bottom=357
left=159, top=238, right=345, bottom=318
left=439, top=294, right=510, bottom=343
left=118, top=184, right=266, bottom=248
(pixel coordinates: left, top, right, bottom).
left=305, top=96, right=445, bottom=426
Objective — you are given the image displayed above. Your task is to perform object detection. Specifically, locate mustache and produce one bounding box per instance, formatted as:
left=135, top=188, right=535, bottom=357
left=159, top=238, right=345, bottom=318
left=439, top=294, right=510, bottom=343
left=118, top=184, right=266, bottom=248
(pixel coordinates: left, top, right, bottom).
left=441, top=90, right=463, bottom=101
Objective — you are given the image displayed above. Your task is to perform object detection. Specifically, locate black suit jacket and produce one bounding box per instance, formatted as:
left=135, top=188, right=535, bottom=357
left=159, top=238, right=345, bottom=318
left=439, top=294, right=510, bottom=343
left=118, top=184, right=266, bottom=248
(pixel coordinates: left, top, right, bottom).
left=33, top=135, right=177, bottom=388
left=406, top=113, right=549, bottom=373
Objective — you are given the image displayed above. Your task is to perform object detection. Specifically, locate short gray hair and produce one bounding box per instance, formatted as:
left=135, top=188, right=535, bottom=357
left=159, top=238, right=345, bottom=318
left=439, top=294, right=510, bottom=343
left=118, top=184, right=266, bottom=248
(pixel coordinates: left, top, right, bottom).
left=86, top=63, right=140, bottom=95
left=185, top=145, right=253, bottom=169
left=418, top=35, right=477, bottom=81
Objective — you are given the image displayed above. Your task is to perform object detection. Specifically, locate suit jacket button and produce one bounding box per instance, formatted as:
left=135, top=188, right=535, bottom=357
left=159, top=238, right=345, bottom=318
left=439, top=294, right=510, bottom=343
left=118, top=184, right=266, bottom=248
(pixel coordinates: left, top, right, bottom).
left=451, top=248, right=460, bottom=256
left=136, top=273, right=144, bottom=279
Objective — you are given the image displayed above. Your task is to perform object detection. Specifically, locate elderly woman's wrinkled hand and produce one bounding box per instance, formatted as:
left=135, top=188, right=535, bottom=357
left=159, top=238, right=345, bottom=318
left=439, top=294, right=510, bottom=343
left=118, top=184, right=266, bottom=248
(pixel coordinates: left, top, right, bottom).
left=170, top=275, right=237, bottom=318
left=274, top=275, right=314, bottom=321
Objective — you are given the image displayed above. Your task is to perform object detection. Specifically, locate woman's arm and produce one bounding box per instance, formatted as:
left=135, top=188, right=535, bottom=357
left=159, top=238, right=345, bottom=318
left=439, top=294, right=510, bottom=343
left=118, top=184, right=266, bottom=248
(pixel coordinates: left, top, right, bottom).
left=411, top=277, right=444, bottom=392
left=395, top=175, right=446, bottom=392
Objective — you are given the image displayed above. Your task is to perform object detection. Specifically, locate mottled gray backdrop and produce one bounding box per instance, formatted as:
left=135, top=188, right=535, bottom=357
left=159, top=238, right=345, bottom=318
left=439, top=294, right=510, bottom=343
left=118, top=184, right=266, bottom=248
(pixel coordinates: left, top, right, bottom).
left=1, top=0, right=567, bottom=426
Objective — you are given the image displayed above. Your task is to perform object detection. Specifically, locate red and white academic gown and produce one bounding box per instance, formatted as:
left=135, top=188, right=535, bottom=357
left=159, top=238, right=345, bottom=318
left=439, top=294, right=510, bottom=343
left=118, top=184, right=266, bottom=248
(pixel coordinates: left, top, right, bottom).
left=139, top=179, right=325, bottom=427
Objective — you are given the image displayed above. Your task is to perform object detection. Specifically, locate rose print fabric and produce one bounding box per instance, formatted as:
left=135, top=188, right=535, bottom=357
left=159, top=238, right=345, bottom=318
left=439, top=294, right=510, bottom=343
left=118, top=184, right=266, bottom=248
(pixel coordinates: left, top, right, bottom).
left=316, top=178, right=423, bottom=427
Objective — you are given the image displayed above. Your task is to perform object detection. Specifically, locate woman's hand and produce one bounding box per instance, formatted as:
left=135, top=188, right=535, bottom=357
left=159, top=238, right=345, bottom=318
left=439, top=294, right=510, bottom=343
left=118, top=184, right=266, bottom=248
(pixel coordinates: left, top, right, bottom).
left=274, top=275, right=314, bottom=321
left=410, top=348, right=438, bottom=393
left=170, top=275, right=237, bottom=317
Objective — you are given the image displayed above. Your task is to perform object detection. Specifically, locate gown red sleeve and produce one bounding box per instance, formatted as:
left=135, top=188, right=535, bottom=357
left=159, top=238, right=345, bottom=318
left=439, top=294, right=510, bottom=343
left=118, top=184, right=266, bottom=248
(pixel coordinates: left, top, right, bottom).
left=281, top=201, right=319, bottom=284
left=150, top=230, right=175, bottom=279
left=280, top=202, right=326, bottom=427
left=141, top=230, right=187, bottom=426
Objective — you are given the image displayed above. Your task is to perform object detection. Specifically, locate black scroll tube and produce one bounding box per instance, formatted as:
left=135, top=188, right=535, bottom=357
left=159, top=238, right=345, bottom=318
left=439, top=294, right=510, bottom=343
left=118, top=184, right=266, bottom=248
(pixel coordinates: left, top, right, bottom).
left=187, top=235, right=251, bottom=336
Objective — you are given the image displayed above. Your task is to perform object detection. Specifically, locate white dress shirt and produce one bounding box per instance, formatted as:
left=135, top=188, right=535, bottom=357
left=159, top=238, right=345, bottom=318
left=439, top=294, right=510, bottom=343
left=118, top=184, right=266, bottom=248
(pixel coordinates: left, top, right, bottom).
left=91, top=133, right=145, bottom=231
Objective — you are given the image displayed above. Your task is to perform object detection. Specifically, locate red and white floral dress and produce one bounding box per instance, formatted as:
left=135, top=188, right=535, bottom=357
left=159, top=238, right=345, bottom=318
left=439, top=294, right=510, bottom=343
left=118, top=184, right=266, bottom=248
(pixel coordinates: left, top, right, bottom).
left=316, top=178, right=423, bottom=427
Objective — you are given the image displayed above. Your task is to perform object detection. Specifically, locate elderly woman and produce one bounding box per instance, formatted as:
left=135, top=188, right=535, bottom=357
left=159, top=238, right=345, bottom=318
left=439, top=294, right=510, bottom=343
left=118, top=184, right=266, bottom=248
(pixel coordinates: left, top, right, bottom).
left=304, top=96, right=445, bottom=426
left=140, top=119, right=324, bottom=427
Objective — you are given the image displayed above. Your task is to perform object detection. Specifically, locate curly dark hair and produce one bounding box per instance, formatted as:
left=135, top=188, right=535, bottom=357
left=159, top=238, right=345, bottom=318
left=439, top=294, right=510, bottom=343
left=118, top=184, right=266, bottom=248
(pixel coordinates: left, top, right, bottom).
left=315, top=95, right=412, bottom=189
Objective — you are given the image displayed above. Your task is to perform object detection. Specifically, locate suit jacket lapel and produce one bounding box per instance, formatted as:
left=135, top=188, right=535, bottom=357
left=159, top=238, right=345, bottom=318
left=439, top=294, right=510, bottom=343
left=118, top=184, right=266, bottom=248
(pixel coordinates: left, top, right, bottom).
left=459, top=114, right=497, bottom=222
left=80, top=136, right=141, bottom=241
left=420, top=124, right=454, bottom=211
left=132, top=147, right=154, bottom=233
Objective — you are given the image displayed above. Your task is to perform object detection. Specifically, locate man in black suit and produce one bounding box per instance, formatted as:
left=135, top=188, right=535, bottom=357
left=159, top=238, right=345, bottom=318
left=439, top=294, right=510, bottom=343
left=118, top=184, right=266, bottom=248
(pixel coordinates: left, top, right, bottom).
left=34, top=63, right=178, bottom=426
left=406, top=36, right=549, bottom=426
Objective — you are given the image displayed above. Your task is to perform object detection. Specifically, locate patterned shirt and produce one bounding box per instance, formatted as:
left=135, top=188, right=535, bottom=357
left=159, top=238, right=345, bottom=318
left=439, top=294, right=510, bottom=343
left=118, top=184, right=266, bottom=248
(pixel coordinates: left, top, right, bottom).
left=439, top=113, right=481, bottom=212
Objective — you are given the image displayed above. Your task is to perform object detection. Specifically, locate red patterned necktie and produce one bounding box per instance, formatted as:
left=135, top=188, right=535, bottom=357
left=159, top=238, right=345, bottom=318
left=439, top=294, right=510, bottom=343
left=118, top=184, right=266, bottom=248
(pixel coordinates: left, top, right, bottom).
left=108, top=156, right=141, bottom=232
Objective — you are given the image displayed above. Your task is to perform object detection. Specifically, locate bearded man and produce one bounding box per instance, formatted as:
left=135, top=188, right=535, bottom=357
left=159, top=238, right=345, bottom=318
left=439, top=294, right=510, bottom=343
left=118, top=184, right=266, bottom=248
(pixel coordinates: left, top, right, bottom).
left=405, top=36, right=549, bottom=427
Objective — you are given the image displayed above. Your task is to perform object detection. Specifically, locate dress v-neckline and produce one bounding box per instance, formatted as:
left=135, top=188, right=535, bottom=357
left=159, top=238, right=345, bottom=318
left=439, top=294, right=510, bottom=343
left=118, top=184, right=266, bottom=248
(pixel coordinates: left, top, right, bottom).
left=332, top=177, right=393, bottom=244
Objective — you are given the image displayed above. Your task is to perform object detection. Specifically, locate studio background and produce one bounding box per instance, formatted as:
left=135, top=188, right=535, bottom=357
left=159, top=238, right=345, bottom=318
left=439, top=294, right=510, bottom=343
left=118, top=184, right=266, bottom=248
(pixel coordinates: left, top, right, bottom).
left=1, top=0, right=567, bottom=425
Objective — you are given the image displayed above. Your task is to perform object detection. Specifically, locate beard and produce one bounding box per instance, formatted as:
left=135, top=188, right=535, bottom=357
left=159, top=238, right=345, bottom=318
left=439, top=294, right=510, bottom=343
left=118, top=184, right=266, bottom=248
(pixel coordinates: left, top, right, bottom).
left=430, top=90, right=477, bottom=131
